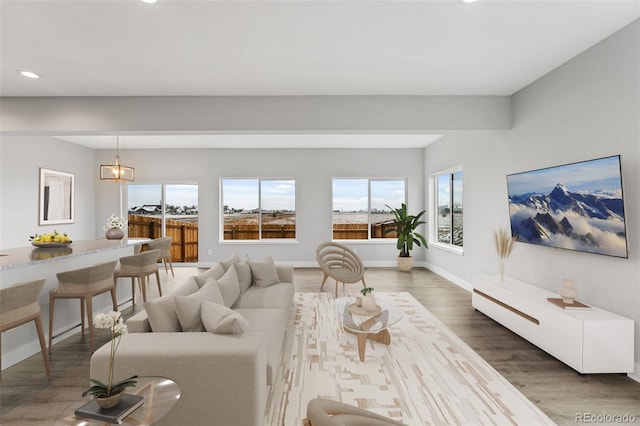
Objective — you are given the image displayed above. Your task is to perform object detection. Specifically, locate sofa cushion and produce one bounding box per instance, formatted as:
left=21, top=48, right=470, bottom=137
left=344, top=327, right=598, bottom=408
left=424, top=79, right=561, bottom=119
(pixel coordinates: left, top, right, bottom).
left=144, top=277, right=199, bottom=332
left=233, top=282, right=294, bottom=312
left=235, top=308, right=289, bottom=386
left=220, top=253, right=241, bottom=271
left=248, top=255, right=280, bottom=287
left=217, top=265, right=241, bottom=308
left=201, top=300, right=251, bottom=334
left=194, top=262, right=225, bottom=288
left=233, top=261, right=253, bottom=293
left=174, top=279, right=225, bottom=332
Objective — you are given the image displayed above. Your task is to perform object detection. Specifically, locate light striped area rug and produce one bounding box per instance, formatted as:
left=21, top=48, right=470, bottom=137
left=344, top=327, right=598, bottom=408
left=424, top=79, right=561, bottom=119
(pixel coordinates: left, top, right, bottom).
left=264, top=292, right=555, bottom=426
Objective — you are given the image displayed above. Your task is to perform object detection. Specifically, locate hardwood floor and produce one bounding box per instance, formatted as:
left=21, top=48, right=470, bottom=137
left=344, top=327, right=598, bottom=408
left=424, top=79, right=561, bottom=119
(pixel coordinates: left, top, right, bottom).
left=1, top=267, right=638, bottom=425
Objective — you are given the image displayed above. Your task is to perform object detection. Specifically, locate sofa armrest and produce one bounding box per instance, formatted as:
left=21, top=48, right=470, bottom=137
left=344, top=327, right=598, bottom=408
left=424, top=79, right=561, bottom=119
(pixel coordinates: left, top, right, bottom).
left=276, top=263, right=294, bottom=284
left=125, top=309, right=152, bottom=333
left=91, top=332, right=267, bottom=426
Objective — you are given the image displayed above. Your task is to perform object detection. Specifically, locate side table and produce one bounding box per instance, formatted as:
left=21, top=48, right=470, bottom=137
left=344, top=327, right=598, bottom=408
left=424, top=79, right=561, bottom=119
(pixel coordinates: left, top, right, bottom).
left=336, top=295, right=404, bottom=361
left=56, top=376, right=181, bottom=425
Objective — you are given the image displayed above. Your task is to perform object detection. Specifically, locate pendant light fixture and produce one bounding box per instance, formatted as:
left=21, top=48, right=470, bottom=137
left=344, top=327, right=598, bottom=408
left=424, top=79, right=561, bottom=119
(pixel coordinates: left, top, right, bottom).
left=100, top=136, right=135, bottom=182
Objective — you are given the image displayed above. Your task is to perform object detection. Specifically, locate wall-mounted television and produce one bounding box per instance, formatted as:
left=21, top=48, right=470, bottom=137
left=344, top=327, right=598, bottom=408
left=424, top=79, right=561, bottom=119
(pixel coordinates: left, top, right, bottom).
left=507, top=155, right=628, bottom=258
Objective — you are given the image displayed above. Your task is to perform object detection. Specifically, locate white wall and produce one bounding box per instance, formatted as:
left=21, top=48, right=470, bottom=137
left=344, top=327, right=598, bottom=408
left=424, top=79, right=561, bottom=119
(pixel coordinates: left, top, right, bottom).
left=424, top=21, right=640, bottom=375
left=0, top=136, right=97, bottom=249
left=94, top=147, right=426, bottom=266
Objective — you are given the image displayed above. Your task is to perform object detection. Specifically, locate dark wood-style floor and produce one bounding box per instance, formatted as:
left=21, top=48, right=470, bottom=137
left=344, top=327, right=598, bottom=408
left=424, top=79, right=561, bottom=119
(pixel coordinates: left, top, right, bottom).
left=1, top=267, right=638, bottom=425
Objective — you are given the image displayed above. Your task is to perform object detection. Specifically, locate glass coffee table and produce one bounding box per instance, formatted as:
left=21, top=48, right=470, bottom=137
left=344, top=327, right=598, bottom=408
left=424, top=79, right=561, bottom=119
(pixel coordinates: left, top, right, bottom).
left=336, top=295, right=403, bottom=361
left=56, top=376, right=181, bottom=425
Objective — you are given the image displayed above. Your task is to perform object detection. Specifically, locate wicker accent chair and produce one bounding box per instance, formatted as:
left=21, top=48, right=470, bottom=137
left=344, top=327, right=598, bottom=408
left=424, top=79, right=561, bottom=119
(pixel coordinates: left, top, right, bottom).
left=1, top=278, right=51, bottom=380
left=304, top=398, right=407, bottom=426
left=113, top=249, right=162, bottom=305
left=49, top=261, right=118, bottom=353
left=142, top=237, right=174, bottom=277
left=316, top=242, right=366, bottom=297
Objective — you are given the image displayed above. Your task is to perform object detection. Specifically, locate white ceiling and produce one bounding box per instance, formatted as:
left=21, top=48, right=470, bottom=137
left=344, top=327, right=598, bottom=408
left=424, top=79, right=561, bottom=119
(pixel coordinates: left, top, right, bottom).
left=2, top=0, right=639, bottom=148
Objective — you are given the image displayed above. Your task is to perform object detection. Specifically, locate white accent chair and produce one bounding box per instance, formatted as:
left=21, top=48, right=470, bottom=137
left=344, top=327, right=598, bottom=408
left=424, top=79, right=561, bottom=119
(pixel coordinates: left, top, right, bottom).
left=316, top=242, right=367, bottom=297
left=304, top=398, right=407, bottom=426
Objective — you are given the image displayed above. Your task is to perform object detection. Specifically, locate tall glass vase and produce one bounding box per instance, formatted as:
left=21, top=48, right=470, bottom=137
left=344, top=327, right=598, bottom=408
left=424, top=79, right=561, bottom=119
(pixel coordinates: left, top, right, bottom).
left=498, top=258, right=506, bottom=281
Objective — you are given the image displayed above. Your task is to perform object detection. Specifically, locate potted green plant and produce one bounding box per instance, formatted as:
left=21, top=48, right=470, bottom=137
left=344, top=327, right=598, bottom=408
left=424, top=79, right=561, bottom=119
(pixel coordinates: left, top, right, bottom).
left=360, top=287, right=377, bottom=312
left=385, top=203, right=428, bottom=271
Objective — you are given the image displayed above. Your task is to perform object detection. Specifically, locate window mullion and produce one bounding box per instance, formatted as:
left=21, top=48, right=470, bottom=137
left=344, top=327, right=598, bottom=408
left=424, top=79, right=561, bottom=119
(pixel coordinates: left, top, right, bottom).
left=450, top=175, right=454, bottom=244
left=258, top=179, right=262, bottom=240
left=368, top=180, right=372, bottom=240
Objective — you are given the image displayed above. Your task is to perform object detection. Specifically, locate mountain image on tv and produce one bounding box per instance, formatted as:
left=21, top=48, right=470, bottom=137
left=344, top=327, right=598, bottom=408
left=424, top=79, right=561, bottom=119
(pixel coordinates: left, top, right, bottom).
left=507, top=156, right=628, bottom=258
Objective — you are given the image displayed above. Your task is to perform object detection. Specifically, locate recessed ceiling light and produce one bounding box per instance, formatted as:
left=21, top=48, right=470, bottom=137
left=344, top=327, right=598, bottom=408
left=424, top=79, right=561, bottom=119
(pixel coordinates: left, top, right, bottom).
left=462, top=0, right=478, bottom=3
left=17, top=70, right=41, bottom=79
left=141, top=0, right=157, bottom=3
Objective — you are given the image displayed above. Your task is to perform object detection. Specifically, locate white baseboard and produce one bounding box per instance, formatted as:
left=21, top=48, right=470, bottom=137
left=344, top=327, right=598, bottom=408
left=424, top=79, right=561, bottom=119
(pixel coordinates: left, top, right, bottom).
left=421, top=261, right=472, bottom=292
left=629, top=363, right=640, bottom=383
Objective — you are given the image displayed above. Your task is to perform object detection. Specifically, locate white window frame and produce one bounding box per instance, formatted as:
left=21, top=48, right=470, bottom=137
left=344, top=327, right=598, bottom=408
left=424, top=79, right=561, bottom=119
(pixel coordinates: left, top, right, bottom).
left=429, top=167, right=463, bottom=255
left=220, top=178, right=297, bottom=243
left=332, top=177, right=407, bottom=242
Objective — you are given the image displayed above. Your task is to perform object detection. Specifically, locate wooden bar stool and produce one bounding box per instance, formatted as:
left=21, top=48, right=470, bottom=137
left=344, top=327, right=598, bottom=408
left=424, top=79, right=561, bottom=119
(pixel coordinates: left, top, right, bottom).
left=142, top=237, right=174, bottom=277
left=0, top=278, right=51, bottom=380
left=114, top=249, right=161, bottom=305
left=49, top=260, right=118, bottom=353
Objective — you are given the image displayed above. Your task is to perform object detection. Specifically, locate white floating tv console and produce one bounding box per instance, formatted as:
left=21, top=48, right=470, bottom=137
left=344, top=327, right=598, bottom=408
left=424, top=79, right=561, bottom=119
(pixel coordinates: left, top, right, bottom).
left=472, top=275, right=634, bottom=374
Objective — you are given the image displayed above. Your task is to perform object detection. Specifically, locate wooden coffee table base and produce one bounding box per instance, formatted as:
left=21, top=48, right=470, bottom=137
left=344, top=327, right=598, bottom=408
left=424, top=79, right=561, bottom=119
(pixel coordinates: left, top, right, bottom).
left=344, top=327, right=391, bottom=361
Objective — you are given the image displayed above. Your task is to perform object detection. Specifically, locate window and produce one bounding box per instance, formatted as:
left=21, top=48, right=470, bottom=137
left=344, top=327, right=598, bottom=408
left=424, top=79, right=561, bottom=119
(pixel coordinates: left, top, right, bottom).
left=128, top=183, right=199, bottom=262
left=332, top=178, right=406, bottom=240
left=221, top=179, right=296, bottom=240
left=434, top=170, right=463, bottom=247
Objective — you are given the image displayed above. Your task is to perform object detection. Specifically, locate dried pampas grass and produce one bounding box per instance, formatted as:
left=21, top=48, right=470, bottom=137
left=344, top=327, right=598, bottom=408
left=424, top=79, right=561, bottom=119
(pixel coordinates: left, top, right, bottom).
left=494, top=227, right=515, bottom=280
left=494, top=227, right=515, bottom=260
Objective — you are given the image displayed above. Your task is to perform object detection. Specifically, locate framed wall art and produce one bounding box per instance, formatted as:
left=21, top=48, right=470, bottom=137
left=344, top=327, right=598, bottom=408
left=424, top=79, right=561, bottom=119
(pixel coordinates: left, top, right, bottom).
left=39, top=168, right=75, bottom=225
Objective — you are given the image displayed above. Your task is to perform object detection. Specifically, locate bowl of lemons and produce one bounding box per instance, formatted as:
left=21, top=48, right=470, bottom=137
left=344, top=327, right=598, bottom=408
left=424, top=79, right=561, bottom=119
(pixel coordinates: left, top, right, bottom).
left=30, top=230, right=72, bottom=248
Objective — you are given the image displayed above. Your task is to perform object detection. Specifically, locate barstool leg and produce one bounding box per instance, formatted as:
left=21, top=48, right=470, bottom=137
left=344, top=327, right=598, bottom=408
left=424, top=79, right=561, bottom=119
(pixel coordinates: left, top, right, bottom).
left=85, top=296, right=95, bottom=352
left=80, top=298, right=85, bottom=336
left=131, top=278, right=136, bottom=305
left=155, top=270, right=162, bottom=297
left=140, top=276, right=148, bottom=302
left=110, top=287, right=118, bottom=311
left=48, top=295, right=55, bottom=353
left=34, top=315, right=52, bottom=380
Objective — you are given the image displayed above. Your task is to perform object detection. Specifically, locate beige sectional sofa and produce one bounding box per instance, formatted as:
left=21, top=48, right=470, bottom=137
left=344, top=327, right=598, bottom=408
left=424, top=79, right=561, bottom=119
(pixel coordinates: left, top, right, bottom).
left=90, top=255, right=294, bottom=426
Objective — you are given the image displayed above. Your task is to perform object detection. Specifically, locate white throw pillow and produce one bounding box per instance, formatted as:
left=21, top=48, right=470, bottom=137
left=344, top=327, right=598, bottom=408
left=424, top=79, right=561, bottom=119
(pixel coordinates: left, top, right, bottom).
left=200, top=300, right=251, bottom=335
left=233, top=261, right=253, bottom=293
left=195, top=263, right=225, bottom=288
left=216, top=265, right=241, bottom=308
left=174, top=279, right=225, bottom=332
left=220, top=253, right=241, bottom=271
left=248, top=255, right=280, bottom=287
left=144, top=277, right=199, bottom=332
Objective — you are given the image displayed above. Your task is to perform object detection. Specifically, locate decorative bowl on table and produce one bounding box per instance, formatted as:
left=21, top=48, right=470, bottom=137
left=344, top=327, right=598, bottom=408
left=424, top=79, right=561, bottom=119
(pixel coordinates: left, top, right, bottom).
left=31, top=241, right=72, bottom=248
left=29, top=231, right=72, bottom=248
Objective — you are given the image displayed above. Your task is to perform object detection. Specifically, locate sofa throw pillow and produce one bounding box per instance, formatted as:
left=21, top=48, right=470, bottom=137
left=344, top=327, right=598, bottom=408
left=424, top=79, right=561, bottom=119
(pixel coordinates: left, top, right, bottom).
left=194, top=262, right=225, bottom=288
left=248, top=255, right=280, bottom=287
left=174, top=278, right=225, bottom=332
left=201, top=300, right=251, bottom=335
left=234, top=261, right=253, bottom=293
left=145, top=277, right=199, bottom=332
left=220, top=253, right=241, bottom=271
left=216, top=265, right=241, bottom=308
